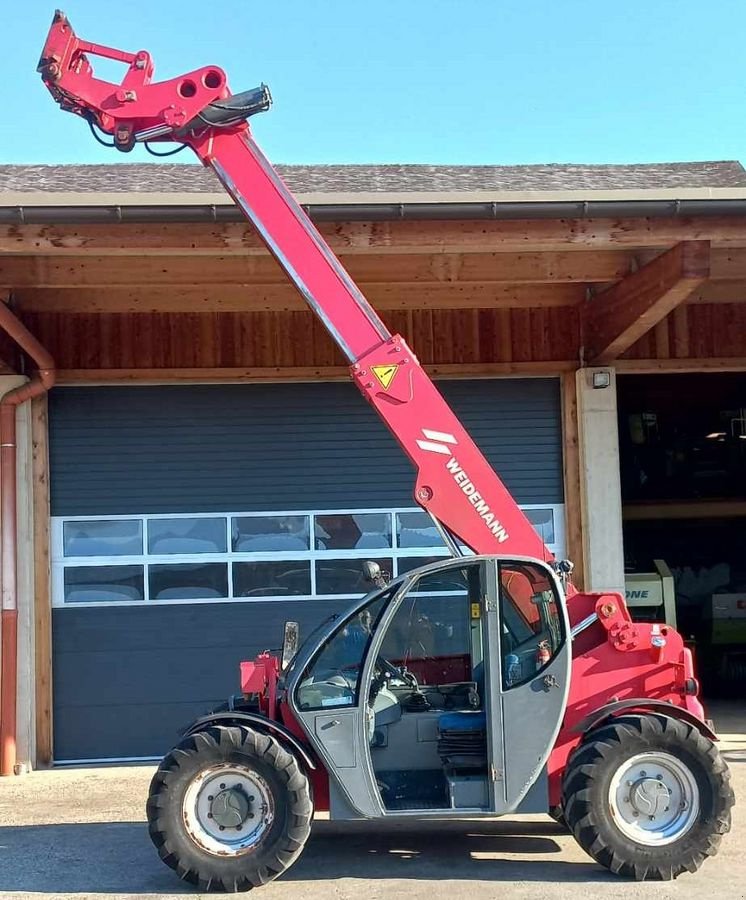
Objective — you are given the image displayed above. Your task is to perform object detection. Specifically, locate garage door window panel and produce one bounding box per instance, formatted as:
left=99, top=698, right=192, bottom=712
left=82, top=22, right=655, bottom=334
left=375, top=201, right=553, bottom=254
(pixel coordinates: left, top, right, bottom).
left=148, top=517, right=227, bottom=555
left=63, top=520, right=142, bottom=557
left=396, top=511, right=447, bottom=548
left=63, top=564, right=144, bottom=603
left=523, top=508, right=555, bottom=544
left=233, top=516, right=310, bottom=552
left=315, top=513, right=392, bottom=550
left=397, top=555, right=451, bottom=575
left=315, top=557, right=393, bottom=595
left=234, top=560, right=311, bottom=597
left=149, top=562, right=229, bottom=600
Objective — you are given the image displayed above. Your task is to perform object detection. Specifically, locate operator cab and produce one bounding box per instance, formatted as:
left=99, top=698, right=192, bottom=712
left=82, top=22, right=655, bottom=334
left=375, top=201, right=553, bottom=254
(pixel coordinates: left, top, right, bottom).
left=288, top=555, right=570, bottom=817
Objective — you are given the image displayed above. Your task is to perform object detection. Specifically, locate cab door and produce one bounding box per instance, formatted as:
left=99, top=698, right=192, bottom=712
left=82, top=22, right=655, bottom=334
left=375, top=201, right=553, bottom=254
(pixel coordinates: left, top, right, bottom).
left=288, top=556, right=569, bottom=819
left=483, top=558, right=571, bottom=813
left=289, top=561, right=490, bottom=818
left=289, top=586, right=396, bottom=817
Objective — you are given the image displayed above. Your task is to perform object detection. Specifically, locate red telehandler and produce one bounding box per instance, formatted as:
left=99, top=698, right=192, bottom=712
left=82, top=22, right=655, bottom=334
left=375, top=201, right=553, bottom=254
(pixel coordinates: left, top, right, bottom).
left=38, top=11, right=733, bottom=892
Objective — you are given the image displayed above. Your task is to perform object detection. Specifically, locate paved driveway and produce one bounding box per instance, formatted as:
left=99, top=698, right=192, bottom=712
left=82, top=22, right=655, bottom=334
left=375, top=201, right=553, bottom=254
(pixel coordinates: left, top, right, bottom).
left=0, top=709, right=742, bottom=900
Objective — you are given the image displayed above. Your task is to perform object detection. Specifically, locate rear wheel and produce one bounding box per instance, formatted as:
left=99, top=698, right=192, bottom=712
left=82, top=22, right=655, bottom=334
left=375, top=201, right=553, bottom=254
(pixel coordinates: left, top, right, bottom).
left=562, top=714, right=733, bottom=880
left=147, top=725, right=313, bottom=892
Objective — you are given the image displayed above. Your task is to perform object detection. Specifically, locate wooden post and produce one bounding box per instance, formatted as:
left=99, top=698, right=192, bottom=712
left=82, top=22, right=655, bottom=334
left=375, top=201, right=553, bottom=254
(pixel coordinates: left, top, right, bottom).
left=32, top=395, right=52, bottom=767
left=561, top=372, right=584, bottom=590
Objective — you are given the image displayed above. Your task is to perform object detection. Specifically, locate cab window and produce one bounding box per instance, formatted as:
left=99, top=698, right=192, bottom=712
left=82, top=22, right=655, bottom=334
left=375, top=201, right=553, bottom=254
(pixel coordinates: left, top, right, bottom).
left=499, top=562, right=563, bottom=689
left=379, top=564, right=478, bottom=687
left=295, top=589, right=391, bottom=710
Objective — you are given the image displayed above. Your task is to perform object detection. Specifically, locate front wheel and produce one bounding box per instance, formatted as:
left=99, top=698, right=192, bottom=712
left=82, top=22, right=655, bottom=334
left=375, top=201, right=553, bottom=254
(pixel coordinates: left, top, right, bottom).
left=562, top=713, right=733, bottom=880
left=147, top=725, right=313, bottom=892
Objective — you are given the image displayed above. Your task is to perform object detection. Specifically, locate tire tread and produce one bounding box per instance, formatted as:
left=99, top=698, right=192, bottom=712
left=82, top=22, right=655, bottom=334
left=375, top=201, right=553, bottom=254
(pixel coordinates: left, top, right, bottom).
left=562, top=713, right=733, bottom=881
left=147, top=724, right=313, bottom=892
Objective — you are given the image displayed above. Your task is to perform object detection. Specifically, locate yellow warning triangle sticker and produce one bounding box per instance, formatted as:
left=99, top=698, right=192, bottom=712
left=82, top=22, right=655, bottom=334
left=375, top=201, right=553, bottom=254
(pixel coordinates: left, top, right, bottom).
left=371, top=364, right=399, bottom=390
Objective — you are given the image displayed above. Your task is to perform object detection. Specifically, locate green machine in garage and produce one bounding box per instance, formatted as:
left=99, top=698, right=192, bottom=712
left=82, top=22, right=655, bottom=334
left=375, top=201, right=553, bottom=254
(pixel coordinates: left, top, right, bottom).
left=624, top=560, right=677, bottom=627
left=625, top=561, right=746, bottom=694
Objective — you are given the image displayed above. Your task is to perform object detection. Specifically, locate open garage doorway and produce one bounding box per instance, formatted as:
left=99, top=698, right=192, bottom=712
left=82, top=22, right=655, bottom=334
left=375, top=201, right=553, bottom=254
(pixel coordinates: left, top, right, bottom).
left=617, top=372, right=746, bottom=700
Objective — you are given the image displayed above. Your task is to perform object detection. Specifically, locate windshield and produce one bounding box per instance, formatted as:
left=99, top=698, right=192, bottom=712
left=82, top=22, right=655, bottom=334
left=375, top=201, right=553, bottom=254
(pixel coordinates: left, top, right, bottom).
left=283, top=574, right=410, bottom=685
left=294, top=584, right=398, bottom=710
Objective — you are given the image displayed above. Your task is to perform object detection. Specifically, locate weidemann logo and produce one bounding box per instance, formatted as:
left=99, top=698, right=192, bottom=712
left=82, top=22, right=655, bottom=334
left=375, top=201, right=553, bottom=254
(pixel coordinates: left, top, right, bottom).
left=445, top=457, right=509, bottom=543
left=414, top=429, right=510, bottom=543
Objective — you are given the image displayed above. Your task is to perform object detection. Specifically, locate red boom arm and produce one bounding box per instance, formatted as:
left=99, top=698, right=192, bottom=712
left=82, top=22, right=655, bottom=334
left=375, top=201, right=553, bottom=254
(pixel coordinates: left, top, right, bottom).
left=38, top=11, right=553, bottom=563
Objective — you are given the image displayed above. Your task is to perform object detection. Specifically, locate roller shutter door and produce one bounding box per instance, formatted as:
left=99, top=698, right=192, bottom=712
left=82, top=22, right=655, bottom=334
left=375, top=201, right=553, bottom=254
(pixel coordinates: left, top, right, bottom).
left=49, top=379, right=562, bottom=760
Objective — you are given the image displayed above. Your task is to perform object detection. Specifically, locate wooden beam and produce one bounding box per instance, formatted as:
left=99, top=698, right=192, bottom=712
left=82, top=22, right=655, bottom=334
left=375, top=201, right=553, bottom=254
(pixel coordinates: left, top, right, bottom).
left=55, top=360, right=576, bottom=384
left=583, top=241, right=710, bottom=363
left=614, top=356, right=746, bottom=373
left=623, top=499, right=746, bottom=521
left=14, top=282, right=585, bottom=314
left=32, top=395, right=52, bottom=767
left=561, top=371, right=584, bottom=589
left=0, top=290, right=20, bottom=372
left=56, top=366, right=355, bottom=384
left=3, top=216, right=746, bottom=256
left=0, top=250, right=635, bottom=288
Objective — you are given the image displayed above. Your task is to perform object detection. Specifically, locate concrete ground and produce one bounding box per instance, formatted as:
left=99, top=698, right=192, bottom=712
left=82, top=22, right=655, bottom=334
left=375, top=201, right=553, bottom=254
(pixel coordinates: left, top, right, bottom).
left=0, top=702, right=743, bottom=900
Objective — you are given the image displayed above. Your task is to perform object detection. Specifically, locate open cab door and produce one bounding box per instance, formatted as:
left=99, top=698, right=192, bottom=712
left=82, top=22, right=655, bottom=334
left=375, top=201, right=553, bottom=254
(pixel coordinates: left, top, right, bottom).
left=288, top=556, right=570, bottom=818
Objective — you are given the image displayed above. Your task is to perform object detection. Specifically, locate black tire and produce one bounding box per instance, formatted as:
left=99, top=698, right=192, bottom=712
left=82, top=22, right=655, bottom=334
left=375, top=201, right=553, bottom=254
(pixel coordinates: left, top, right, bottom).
left=562, top=713, right=733, bottom=881
left=147, top=725, right=313, bottom=892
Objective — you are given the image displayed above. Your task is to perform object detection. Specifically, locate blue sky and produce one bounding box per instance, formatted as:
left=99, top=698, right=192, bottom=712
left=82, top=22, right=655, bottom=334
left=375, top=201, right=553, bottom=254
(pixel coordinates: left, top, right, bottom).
left=4, top=0, right=745, bottom=166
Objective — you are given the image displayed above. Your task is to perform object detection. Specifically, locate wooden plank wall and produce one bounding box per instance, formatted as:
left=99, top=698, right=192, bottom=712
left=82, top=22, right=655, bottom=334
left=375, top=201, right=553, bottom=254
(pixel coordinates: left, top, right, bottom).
left=18, top=304, right=746, bottom=376
left=20, top=306, right=581, bottom=373
left=621, top=303, right=746, bottom=363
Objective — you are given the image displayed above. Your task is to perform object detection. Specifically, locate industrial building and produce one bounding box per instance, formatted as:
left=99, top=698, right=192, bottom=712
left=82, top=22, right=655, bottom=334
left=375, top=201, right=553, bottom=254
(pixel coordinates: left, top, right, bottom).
left=0, top=160, right=744, bottom=767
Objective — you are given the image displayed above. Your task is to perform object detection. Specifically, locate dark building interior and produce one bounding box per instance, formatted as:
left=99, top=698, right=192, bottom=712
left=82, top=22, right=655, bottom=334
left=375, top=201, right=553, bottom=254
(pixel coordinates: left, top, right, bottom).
left=618, top=373, right=746, bottom=696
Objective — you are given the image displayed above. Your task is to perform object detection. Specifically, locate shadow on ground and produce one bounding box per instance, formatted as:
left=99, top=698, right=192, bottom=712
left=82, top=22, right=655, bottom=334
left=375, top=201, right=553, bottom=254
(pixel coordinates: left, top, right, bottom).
left=0, top=819, right=610, bottom=894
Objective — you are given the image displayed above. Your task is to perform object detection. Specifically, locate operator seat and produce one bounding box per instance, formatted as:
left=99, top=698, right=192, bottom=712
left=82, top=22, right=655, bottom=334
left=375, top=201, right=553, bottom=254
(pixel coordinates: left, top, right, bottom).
left=437, top=710, right=487, bottom=770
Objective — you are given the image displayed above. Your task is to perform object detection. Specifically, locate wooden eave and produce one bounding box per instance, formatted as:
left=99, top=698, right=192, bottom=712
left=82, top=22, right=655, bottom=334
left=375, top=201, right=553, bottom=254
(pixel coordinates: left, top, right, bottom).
left=1, top=191, right=746, bottom=382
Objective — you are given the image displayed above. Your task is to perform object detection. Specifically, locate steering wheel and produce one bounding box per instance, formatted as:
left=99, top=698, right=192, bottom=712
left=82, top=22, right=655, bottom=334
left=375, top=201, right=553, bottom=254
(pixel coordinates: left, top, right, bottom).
left=329, top=654, right=417, bottom=705
left=371, top=654, right=418, bottom=692
left=375, top=654, right=401, bottom=681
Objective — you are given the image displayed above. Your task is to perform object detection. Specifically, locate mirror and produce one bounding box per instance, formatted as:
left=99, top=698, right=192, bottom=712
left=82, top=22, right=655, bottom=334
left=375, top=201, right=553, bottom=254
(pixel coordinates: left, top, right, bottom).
left=281, top=620, right=300, bottom=670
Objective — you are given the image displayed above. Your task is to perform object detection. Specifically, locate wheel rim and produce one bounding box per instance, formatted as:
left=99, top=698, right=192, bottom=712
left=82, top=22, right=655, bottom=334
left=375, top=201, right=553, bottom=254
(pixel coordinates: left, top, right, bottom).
left=608, top=751, right=699, bottom=846
left=182, top=764, right=275, bottom=857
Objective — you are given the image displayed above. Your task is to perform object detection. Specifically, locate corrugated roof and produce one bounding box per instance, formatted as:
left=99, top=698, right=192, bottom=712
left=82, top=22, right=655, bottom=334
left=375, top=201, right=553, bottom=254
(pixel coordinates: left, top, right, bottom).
left=1, top=160, right=745, bottom=194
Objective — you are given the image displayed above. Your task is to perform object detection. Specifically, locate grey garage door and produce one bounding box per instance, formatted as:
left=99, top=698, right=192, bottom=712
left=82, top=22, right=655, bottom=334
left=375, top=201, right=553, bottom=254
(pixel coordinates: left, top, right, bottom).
left=50, top=379, right=563, bottom=760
